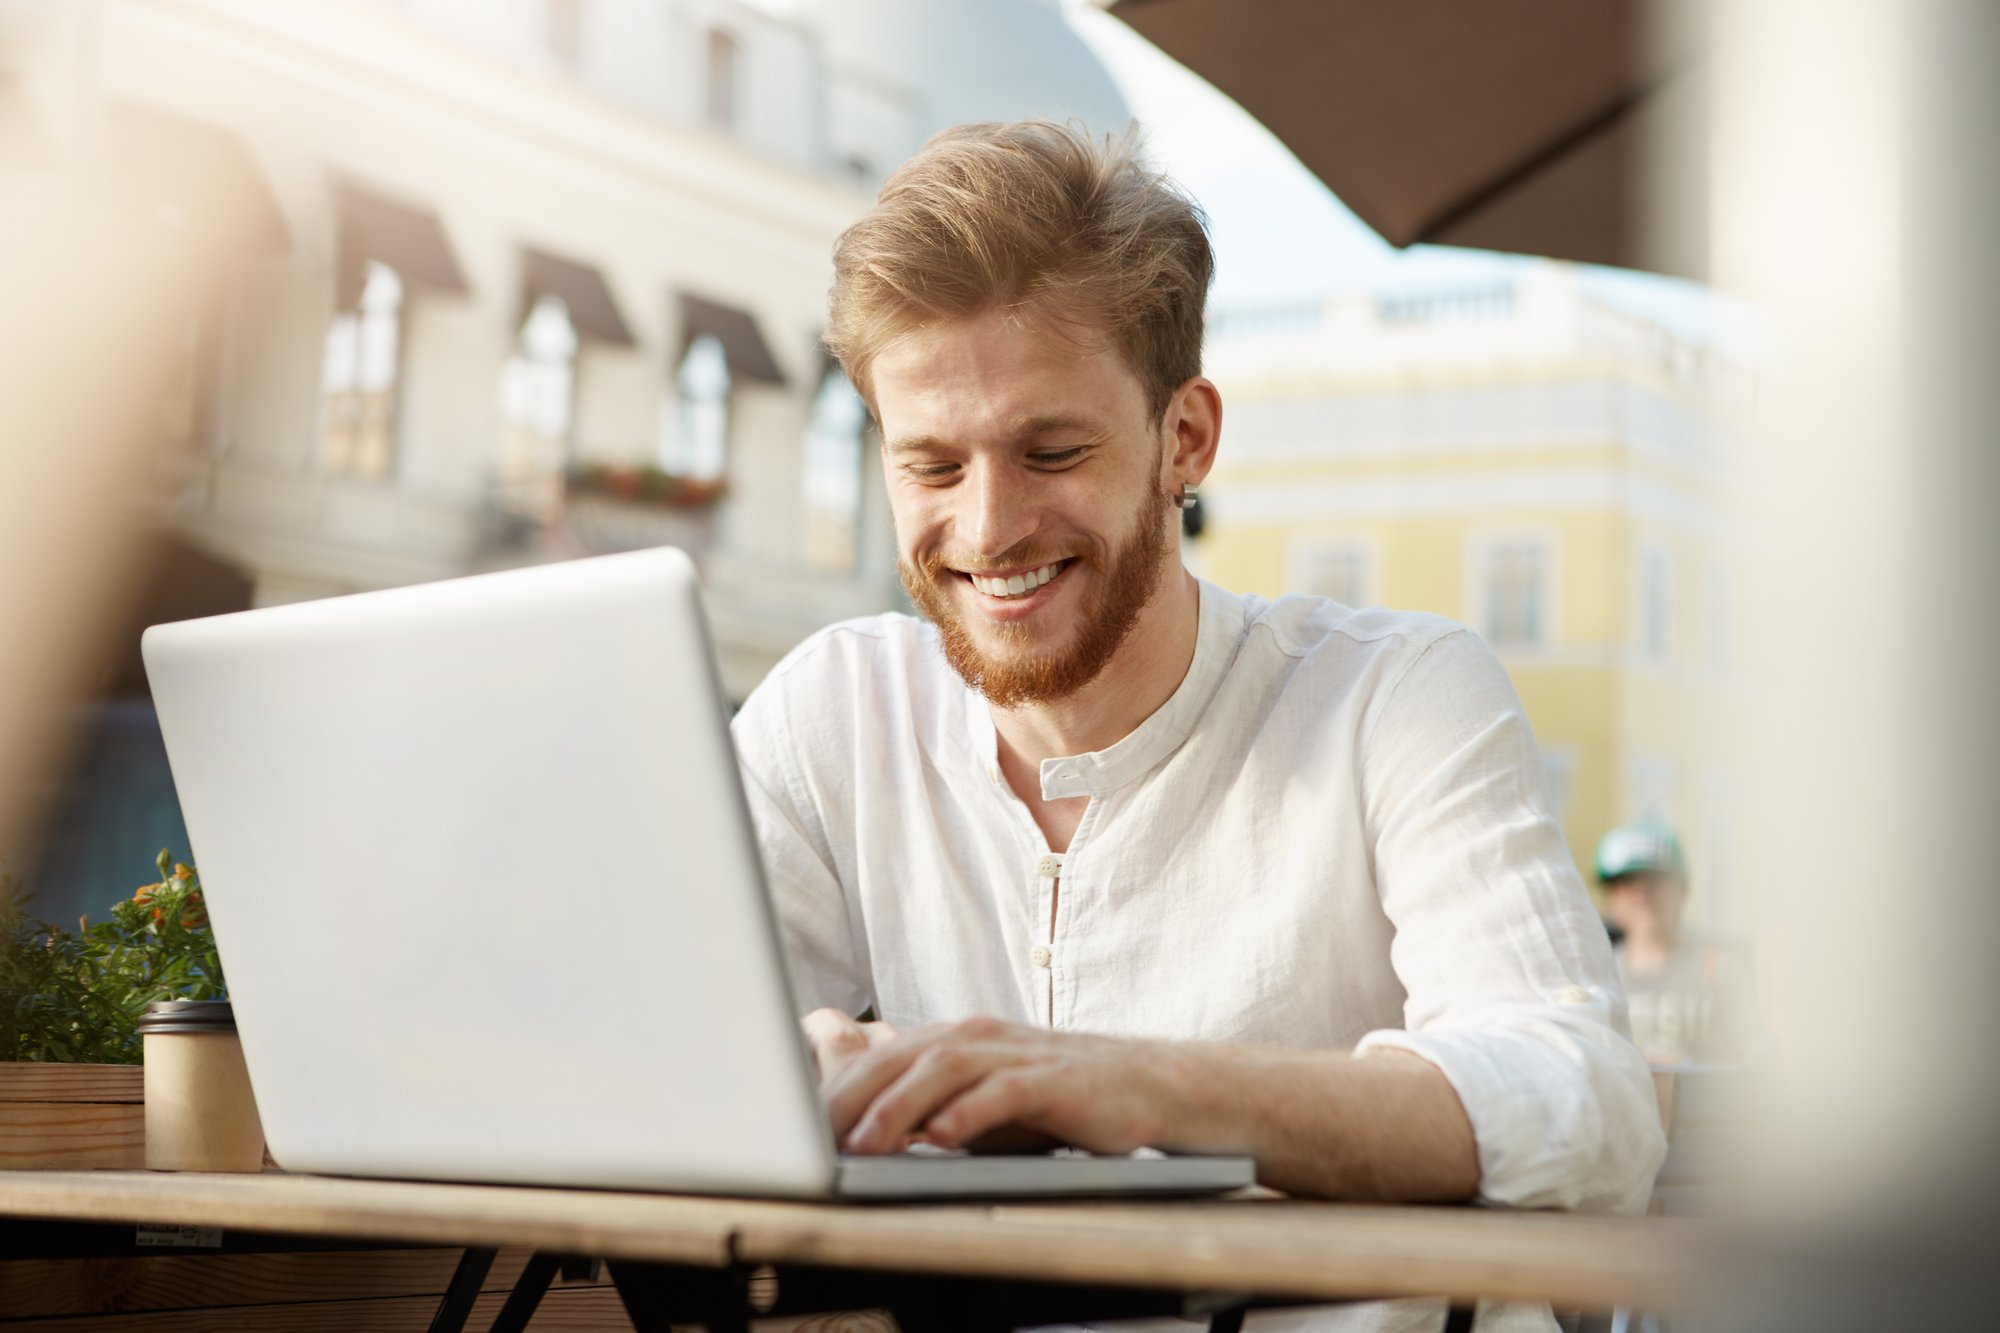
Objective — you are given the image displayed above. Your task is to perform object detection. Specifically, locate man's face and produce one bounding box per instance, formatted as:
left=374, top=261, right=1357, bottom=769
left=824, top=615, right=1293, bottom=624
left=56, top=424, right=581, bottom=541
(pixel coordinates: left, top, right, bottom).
left=869, top=310, right=1179, bottom=708
left=1605, top=871, right=1688, bottom=937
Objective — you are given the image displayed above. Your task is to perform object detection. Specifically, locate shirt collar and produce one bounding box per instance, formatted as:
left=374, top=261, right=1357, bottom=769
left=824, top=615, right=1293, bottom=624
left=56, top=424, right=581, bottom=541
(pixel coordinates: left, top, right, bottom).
left=963, top=579, right=1251, bottom=801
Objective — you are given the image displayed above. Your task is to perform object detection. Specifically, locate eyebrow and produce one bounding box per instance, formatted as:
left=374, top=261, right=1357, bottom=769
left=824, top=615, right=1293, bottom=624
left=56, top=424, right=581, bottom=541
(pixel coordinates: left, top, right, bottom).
left=885, top=415, right=1103, bottom=456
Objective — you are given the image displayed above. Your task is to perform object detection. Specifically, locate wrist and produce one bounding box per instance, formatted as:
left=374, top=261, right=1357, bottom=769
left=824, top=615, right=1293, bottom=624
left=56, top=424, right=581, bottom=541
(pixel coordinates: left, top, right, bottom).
left=1142, top=1039, right=1251, bottom=1155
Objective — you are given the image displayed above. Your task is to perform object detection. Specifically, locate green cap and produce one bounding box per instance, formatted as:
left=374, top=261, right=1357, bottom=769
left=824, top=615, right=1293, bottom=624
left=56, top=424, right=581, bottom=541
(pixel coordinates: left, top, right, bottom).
left=1595, top=822, right=1687, bottom=883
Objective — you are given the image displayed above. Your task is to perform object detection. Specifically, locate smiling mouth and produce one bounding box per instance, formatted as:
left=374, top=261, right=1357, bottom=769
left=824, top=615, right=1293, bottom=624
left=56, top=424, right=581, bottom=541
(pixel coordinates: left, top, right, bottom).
left=960, top=559, right=1068, bottom=599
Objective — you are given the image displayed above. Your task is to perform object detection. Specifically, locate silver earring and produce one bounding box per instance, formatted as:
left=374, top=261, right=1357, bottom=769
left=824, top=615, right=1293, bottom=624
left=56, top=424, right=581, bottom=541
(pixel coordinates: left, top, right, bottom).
left=1179, top=483, right=1200, bottom=512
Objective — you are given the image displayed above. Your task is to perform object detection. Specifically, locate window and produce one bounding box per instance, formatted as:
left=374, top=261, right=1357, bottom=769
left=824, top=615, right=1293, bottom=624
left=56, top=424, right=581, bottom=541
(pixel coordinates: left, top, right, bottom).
left=804, top=367, right=868, bottom=573
left=659, top=334, right=731, bottom=482
left=1626, top=754, right=1677, bottom=827
left=1698, top=775, right=1733, bottom=925
left=319, top=261, right=404, bottom=481
left=1287, top=537, right=1372, bottom=608
left=1706, top=563, right=1730, bottom=676
left=1479, top=536, right=1550, bottom=649
left=705, top=28, right=739, bottom=131
left=1637, top=541, right=1673, bottom=663
left=497, top=294, right=578, bottom=522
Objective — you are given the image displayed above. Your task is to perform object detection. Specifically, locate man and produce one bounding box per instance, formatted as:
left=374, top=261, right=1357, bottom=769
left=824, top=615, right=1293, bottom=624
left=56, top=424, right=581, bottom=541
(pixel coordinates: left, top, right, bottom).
left=732, top=121, right=1664, bottom=1323
left=1598, top=822, right=1748, bottom=1066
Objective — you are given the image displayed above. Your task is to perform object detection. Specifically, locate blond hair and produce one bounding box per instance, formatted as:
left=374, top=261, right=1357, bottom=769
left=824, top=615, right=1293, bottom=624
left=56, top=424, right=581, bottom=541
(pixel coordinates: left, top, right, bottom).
left=825, top=120, right=1213, bottom=423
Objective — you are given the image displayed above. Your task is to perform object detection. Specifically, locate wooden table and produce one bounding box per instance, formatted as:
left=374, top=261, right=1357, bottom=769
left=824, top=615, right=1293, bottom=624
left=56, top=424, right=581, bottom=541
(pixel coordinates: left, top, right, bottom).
left=0, top=1169, right=1707, bottom=1329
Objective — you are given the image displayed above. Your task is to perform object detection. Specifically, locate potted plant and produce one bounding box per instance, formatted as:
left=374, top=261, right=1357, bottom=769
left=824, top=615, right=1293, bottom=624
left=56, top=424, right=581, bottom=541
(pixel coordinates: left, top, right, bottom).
left=1, top=851, right=247, bottom=1169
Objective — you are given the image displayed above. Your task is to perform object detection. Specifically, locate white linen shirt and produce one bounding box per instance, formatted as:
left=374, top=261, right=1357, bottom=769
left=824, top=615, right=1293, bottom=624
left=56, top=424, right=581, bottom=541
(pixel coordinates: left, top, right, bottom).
left=732, top=582, right=1666, bottom=1332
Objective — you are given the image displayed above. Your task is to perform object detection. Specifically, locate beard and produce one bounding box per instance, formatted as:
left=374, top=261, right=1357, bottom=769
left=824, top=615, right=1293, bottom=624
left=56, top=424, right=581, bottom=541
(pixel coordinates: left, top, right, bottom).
left=899, top=477, right=1178, bottom=709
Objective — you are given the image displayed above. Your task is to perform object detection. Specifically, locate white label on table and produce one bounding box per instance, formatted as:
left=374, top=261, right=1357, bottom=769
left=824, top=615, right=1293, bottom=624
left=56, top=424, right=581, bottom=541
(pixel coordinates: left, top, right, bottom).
left=135, top=1224, right=224, bottom=1248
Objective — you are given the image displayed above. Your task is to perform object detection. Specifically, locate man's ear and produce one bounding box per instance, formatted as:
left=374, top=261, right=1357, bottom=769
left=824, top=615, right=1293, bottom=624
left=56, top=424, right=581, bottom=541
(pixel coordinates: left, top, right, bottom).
left=1164, top=376, right=1222, bottom=493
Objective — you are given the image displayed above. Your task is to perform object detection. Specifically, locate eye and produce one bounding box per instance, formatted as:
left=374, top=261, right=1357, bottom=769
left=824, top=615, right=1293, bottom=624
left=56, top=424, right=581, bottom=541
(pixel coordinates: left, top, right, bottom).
left=1027, top=447, right=1086, bottom=469
left=901, top=462, right=958, bottom=483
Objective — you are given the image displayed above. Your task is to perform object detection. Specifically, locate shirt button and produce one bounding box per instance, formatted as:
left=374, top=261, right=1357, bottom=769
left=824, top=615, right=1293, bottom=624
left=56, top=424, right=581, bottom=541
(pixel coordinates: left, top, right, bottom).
left=1035, top=854, right=1062, bottom=877
left=1560, top=985, right=1592, bottom=1005
left=1030, top=945, right=1052, bottom=968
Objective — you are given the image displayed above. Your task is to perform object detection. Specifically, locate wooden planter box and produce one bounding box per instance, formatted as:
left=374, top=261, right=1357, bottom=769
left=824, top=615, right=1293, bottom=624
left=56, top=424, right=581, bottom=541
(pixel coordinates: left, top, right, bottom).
left=0, top=1062, right=145, bottom=1169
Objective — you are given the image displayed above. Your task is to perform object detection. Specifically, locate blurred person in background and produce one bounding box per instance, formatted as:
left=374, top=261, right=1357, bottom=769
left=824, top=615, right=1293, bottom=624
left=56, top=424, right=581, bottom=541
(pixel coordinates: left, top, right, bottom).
left=1597, top=823, right=1749, bottom=1067
left=736, top=122, right=1664, bottom=1328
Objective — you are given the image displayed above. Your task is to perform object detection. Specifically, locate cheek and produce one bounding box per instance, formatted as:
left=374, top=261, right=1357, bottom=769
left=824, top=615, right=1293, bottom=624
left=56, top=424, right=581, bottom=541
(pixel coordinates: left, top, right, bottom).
left=885, top=489, right=944, bottom=555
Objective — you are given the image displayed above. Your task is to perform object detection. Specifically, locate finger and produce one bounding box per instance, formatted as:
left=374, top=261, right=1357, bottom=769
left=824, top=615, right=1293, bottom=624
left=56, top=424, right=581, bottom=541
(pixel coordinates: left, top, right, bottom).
left=822, top=1024, right=954, bottom=1141
left=819, top=1020, right=904, bottom=1088
left=824, top=1016, right=1015, bottom=1145
left=920, top=1067, right=1051, bottom=1151
left=843, top=1040, right=1011, bottom=1154
left=825, top=1020, right=906, bottom=1087
left=800, top=1008, right=871, bottom=1082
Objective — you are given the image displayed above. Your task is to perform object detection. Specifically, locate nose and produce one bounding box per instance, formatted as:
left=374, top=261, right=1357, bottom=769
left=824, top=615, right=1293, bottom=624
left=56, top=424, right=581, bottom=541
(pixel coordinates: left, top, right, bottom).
left=960, top=458, right=1037, bottom=560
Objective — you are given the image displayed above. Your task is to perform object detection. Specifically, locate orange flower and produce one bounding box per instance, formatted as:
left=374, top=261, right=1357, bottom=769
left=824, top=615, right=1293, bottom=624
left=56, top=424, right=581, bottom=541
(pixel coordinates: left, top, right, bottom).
left=133, top=883, right=159, bottom=903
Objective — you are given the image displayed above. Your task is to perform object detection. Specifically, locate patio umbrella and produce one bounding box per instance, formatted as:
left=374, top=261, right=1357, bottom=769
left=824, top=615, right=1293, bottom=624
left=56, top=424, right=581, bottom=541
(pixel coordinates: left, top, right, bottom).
left=1104, top=0, right=1708, bottom=279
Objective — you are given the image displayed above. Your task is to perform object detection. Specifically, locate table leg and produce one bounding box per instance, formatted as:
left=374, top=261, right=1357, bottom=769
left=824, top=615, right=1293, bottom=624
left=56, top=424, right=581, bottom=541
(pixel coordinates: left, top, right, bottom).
left=1443, top=1303, right=1478, bottom=1333
left=607, top=1258, right=751, bottom=1333
left=487, top=1250, right=561, bottom=1333
left=426, top=1247, right=497, bottom=1333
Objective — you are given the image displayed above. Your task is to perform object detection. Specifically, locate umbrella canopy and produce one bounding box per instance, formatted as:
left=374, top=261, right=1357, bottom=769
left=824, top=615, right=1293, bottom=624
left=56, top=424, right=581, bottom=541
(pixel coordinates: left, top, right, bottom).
left=1105, top=0, right=1708, bottom=279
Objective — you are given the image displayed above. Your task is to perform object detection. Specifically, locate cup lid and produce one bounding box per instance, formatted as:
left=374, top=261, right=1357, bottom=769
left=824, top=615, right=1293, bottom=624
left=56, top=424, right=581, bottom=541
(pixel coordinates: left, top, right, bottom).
left=137, top=999, right=236, bottom=1034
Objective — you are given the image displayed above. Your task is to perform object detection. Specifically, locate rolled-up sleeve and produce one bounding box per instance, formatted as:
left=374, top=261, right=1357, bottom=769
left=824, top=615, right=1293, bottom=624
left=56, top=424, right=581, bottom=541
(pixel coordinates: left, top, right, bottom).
left=1352, top=628, right=1667, bottom=1213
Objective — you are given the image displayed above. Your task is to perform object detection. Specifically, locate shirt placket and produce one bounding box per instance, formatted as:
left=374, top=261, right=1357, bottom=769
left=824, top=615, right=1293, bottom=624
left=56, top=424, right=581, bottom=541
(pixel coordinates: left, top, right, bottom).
left=1030, top=850, right=1062, bottom=1027
left=984, top=755, right=1065, bottom=1027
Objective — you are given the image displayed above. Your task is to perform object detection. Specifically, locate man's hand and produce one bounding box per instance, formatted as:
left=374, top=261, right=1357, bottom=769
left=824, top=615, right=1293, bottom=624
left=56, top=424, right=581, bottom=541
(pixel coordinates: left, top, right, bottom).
left=822, top=1015, right=1176, bottom=1156
left=800, top=1007, right=902, bottom=1088
left=811, top=1012, right=1482, bottom=1201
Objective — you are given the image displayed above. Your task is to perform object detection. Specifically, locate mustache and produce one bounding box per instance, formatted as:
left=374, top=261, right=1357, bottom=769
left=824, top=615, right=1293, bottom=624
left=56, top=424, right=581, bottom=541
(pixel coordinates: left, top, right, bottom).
left=918, top=546, right=1080, bottom=578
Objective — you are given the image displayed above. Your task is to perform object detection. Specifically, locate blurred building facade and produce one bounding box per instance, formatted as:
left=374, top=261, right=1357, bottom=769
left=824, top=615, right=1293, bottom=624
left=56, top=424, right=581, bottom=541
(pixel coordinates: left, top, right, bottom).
left=802, top=0, right=1132, bottom=186
left=3, top=0, right=1138, bottom=919
left=3, top=0, right=899, bottom=703
left=1, top=0, right=912, bottom=919
left=1202, top=263, right=1743, bottom=926
left=12, top=1, right=1724, bottom=936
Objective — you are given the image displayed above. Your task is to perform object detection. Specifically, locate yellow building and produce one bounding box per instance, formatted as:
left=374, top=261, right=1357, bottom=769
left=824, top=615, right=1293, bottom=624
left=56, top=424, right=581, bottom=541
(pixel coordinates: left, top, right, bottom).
left=1200, top=264, right=1743, bottom=931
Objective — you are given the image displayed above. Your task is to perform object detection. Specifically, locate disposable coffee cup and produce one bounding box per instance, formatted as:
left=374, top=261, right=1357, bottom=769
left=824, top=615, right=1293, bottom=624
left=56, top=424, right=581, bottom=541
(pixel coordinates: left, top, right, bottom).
left=138, top=1000, right=266, bottom=1172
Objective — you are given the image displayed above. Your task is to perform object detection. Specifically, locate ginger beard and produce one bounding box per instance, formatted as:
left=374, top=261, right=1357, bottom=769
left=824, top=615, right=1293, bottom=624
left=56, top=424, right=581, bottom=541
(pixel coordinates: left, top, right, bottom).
left=900, top=464, right=1178, bottom=709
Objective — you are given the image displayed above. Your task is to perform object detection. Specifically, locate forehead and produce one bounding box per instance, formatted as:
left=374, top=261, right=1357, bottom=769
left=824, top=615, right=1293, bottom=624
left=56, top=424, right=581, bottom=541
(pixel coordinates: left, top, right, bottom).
left=869, top=310, right=1147, bottom=443
left=1609, top=872, right=1683, bottom=893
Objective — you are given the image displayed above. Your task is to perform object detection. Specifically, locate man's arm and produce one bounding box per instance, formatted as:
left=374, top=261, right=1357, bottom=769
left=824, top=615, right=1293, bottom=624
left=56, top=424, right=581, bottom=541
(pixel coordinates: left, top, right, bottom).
left=816, top=1011, right=1479, bottom=1201
left=818, top=626, right=1665, bottom=1210
left=1157, top=1042, right=1480, bottom=1201
left=1346, top=628, right=1666, bottom=1211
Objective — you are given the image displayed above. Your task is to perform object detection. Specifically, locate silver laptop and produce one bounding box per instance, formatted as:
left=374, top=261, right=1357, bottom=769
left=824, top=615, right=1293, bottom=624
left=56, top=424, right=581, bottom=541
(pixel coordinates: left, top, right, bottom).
left=142, top=548, right=1253, bottom=1199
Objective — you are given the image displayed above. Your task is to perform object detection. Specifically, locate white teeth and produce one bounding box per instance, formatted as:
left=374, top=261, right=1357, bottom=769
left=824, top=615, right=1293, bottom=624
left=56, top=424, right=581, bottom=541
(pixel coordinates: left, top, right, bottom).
left=969, top=561, right=1062, bottom=598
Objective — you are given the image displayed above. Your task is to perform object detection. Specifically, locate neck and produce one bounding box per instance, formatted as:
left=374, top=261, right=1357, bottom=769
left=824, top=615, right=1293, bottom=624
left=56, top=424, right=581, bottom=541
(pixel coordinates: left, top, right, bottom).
left=1622, top=925, right=1681, bottom=974
left=990, top=564, right=1201, bottom=773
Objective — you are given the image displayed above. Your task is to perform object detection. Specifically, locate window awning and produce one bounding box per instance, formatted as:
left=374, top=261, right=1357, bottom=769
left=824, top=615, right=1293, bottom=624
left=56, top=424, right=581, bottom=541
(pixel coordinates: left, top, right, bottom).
left=679, top=293, right=786, bottom=386
left=107, top=102, right=289, bottom=255
left=522, top=248, right=635, bottom=347
left=335, top=182, right=470, bottom=309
